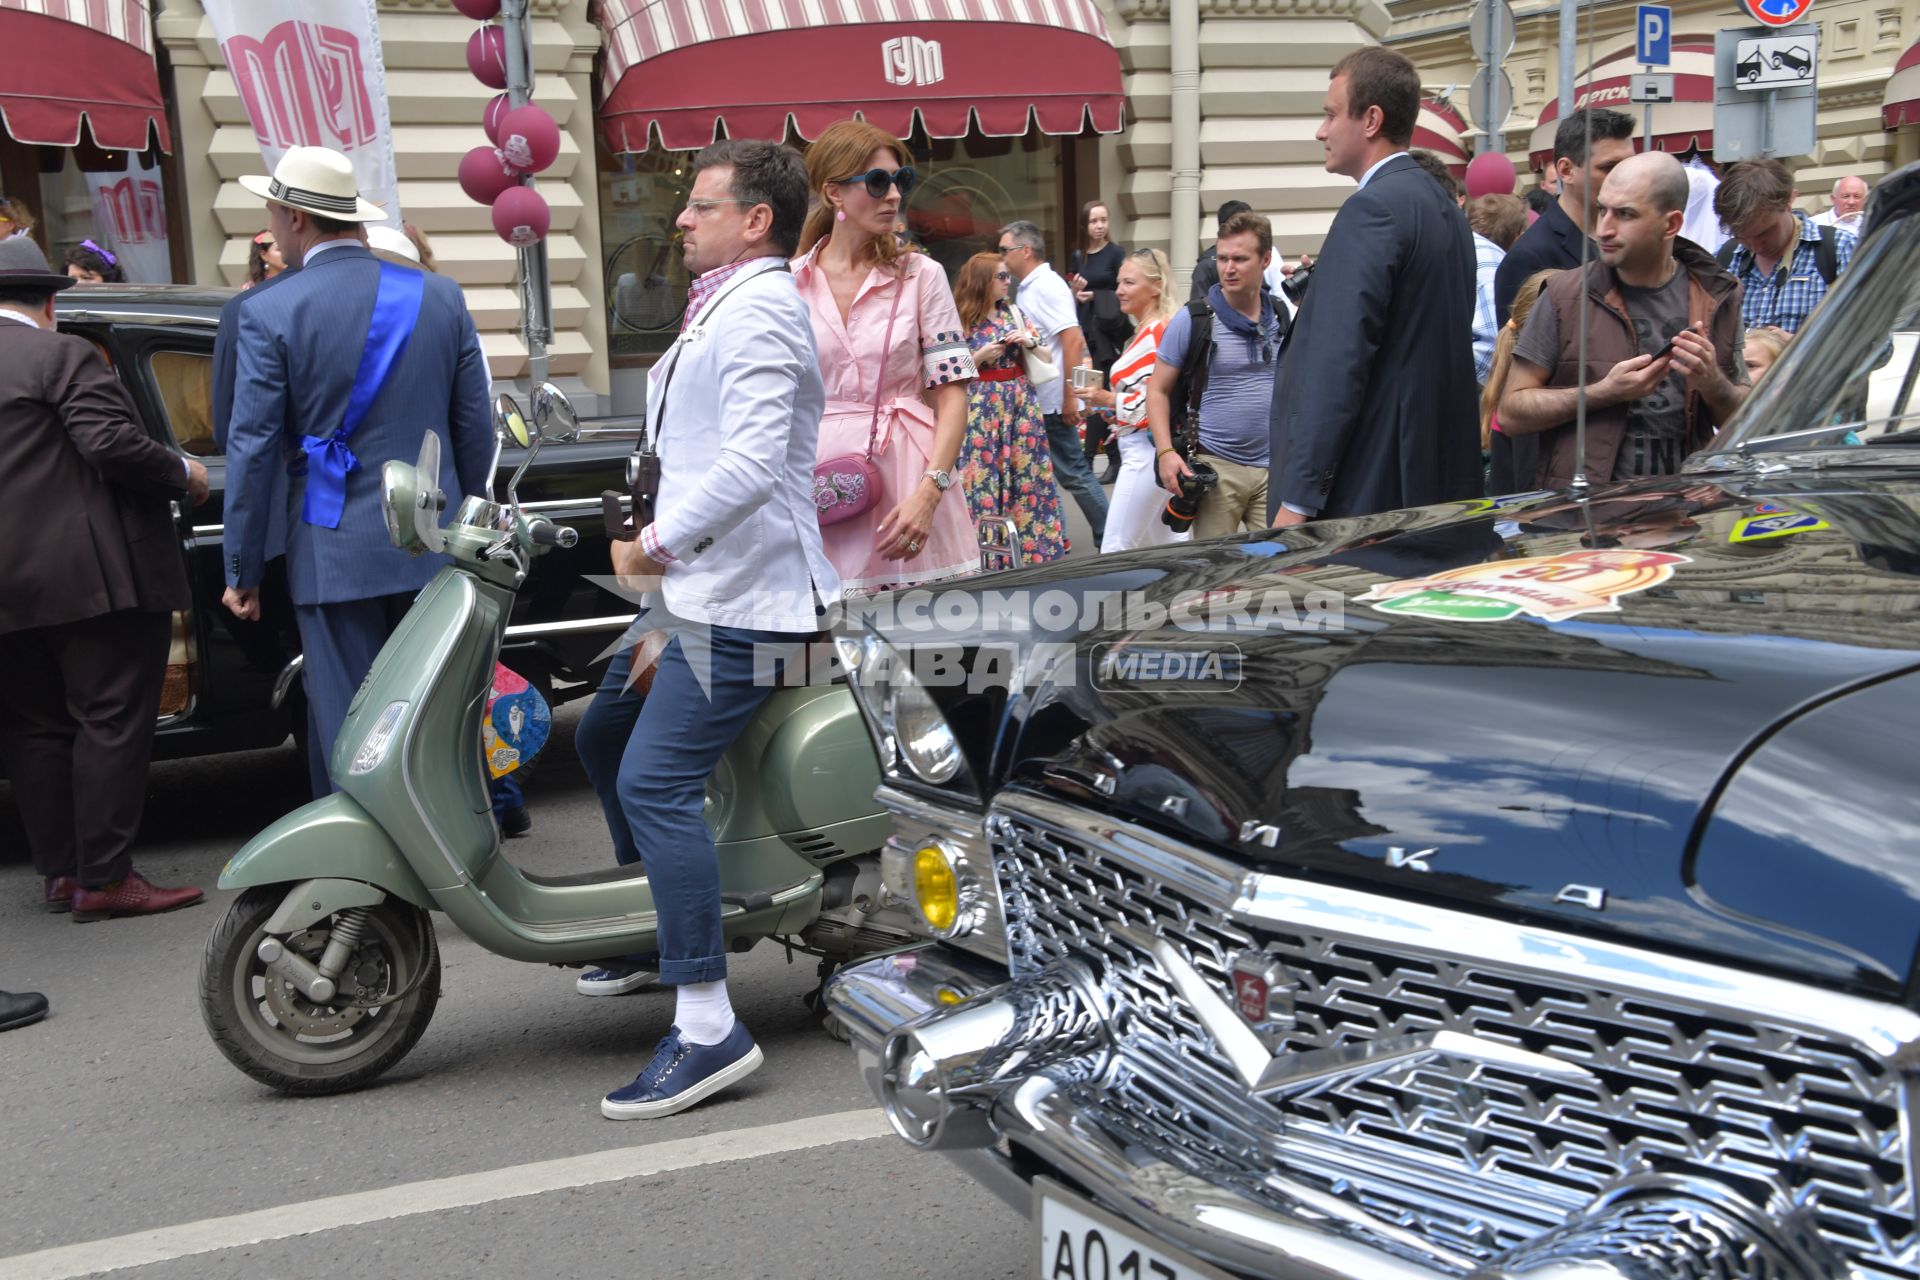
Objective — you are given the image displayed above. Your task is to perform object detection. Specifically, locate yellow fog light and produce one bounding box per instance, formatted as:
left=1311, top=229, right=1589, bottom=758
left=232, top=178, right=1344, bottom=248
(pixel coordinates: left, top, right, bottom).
left=913, top=844, right=959, bottom=931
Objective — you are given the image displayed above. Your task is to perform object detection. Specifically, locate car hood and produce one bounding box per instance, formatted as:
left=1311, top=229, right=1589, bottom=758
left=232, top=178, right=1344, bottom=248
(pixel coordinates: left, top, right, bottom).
left=893, top=477, right=1920, bottom=997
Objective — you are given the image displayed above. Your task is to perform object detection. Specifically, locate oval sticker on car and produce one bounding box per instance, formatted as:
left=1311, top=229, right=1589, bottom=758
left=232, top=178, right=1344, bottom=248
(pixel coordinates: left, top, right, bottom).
left=1356, top=549, right=1691, bottom=623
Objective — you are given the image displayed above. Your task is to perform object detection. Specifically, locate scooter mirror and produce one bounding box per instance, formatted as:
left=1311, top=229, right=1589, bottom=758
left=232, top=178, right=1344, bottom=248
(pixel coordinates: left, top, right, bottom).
left=496, top=393, right=533, bottom=449
left=533, top=381, right=578, bottom=441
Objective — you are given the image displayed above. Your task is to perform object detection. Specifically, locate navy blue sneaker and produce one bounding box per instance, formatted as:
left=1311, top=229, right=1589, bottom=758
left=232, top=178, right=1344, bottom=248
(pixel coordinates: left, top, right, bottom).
left=600, top=1024, right=763, bottom=1120
left=575, top=965, right=657, bottom=996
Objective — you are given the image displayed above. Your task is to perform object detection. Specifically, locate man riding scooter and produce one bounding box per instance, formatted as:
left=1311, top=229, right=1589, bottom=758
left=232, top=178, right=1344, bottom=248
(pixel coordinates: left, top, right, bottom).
left=577, top=139, right=840, bottom=1120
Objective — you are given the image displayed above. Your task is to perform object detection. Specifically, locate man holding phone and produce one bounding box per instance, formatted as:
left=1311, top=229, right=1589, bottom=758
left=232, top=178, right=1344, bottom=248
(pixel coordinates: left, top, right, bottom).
left=1498, top=152, right=1749, bottom=488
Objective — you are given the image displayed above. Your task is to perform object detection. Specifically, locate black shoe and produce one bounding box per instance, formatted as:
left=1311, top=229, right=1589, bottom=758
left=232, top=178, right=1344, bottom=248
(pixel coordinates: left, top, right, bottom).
left=0, top=990, right=48, bottom=1032
left=500, top=806, right=532, bottom=838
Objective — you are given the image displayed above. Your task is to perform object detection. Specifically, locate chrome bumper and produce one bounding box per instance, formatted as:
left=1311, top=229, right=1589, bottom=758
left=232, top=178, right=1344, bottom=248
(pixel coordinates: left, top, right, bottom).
left=827, top=950, right=1478, bottom=1280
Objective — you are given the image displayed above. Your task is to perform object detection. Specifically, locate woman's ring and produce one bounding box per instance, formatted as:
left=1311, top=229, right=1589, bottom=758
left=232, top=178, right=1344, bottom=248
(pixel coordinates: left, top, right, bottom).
left=906, top=539, right=920, bottom=553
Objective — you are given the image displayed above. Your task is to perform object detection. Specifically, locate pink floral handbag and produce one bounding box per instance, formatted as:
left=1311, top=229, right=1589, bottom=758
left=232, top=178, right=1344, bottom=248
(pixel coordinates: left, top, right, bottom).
left=814, top=274, right=905, bottom=526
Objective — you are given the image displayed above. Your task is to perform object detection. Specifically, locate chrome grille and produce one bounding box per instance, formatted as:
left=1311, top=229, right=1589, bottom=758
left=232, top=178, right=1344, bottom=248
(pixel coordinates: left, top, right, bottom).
left=990, top=802, right=1920, bottom=1278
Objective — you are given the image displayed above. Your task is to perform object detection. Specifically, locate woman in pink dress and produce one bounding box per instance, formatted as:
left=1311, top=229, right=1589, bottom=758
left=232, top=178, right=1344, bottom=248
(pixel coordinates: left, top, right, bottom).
left=793, top=121, right=976, bottom=593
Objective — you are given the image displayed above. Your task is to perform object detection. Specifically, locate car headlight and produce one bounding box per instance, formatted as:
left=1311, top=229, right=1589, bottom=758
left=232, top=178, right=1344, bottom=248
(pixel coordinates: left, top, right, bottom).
left=912, top=844, right=960, bottom=930
left=837, top=631, right=964, bottom=786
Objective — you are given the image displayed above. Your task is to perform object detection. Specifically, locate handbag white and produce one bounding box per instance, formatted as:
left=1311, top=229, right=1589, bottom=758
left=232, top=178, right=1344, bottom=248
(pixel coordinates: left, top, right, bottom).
left=1008, top=303, right=1059, bottom=386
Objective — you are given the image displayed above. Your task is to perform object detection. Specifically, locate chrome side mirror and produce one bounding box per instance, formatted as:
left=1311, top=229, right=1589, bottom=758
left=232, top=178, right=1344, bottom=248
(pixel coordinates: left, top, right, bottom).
left=533, top=381, right=579, bottom=442
left=498, top=392, right=542, bottom=509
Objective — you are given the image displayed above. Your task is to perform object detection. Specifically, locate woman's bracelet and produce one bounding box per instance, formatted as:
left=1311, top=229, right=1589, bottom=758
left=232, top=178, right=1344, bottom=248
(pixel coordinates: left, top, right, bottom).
left=1155, top=446, right=1177, bottom=461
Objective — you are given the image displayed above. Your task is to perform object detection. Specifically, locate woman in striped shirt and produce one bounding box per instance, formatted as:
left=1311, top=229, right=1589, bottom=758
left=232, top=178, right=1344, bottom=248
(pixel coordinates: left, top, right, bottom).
left=1080, top=248, right=1185, bottom=553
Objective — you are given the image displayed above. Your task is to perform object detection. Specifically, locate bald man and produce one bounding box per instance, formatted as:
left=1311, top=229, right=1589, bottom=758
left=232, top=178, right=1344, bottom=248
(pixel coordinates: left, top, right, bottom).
left=1498, top=152, right=1749, bottom=489
left=1812, top=175, right=1869, bottom=228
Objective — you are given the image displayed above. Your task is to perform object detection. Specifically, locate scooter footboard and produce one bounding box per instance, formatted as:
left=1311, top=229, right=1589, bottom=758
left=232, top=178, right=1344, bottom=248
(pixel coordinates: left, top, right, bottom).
left=218, top=791, right=436, bottom=912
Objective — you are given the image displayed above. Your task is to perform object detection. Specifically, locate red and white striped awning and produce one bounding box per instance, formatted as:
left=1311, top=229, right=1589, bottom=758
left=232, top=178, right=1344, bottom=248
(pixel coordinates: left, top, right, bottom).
left=1885, top=38, right=1920, bottom=129
left=0, top=0, right=170, bottom=151
left=598, top=0, right=1125, bottom=152
left=1414, top=98, right=1470, bottom=176
left=1529, top=40, right=1714, bottom=167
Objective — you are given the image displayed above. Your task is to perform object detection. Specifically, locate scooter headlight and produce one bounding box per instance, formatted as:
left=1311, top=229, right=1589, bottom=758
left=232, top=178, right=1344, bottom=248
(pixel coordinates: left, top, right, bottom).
left=348, top=701, right=408, bottom=776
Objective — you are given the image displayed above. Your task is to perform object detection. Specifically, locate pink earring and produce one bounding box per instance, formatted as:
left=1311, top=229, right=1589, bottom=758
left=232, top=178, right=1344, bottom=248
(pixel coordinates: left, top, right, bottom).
left=835, top=209, right=847, bottom=222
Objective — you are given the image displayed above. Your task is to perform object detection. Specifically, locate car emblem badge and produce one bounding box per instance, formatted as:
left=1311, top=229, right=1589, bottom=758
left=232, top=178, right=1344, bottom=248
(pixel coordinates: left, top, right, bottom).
left=1229, top=951, right=1296, bottom=1047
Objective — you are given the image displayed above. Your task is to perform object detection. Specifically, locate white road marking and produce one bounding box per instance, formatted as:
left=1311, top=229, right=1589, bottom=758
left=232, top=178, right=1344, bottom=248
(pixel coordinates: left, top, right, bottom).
left=0, top=1109, right=893, bottom=1279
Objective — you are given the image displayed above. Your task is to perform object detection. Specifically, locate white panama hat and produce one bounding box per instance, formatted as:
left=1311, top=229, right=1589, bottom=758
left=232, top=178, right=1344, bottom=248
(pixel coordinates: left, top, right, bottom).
left=238, top=146, right=385, bottom=223
left=366, top=224, right=422, bottom=264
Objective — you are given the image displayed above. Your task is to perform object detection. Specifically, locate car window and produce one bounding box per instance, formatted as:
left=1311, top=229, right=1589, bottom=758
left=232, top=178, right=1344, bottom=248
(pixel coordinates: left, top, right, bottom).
left=148, top=350, right=218, bottom=457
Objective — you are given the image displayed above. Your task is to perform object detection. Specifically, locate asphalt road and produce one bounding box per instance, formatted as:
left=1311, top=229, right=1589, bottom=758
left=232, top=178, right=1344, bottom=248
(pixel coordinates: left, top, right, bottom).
left=0, top=706, right=1031, bottom=1280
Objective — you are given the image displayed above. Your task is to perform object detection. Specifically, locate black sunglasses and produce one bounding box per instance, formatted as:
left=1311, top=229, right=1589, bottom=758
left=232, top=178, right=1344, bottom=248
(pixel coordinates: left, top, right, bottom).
left=834, top=166, right=917, bottom=200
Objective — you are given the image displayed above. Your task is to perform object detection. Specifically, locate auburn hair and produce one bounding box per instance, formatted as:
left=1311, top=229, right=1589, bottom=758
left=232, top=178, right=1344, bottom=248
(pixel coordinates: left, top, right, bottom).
left=798, top=119, right=912, bottom=268
left=1481, top=269, right=1558, bottom=450
left=954, top=252, right=1005, bottom=333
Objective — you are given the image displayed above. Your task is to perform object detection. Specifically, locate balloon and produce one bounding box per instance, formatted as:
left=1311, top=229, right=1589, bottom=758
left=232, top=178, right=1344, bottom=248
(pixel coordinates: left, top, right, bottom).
left=458, top=145, right=517, bottom=205
left=497, top=104, right=561, bottom=174
left=452, top=0, right=502, bottom=17
left=492, top=186, right=550, bottom=247
left=483, top=92, right=512, bottom=145
left=466, top=26, right=508, bottom=89
left=1466, top=152, right=1518, bottom=201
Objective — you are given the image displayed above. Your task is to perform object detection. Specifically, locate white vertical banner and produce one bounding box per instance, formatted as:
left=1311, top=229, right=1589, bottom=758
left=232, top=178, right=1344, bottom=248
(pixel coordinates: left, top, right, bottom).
left=200, top=0, right=404, bottom=228
left=84, top=154, right=173, bottom=283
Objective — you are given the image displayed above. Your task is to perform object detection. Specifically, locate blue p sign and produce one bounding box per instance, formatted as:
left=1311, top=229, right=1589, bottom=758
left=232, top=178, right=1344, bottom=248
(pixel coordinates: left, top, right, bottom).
left=1637, top=4, right=1671, bottom=65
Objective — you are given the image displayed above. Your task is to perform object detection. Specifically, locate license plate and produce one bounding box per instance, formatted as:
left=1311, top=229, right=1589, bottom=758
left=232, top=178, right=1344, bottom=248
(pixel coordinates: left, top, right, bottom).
left=1034, top=1178, right=1237, bottom=1280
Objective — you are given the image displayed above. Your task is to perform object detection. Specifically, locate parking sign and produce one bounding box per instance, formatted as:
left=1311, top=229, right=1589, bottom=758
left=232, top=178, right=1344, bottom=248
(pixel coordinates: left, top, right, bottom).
left=1637, top=4, right=1672, bottom=65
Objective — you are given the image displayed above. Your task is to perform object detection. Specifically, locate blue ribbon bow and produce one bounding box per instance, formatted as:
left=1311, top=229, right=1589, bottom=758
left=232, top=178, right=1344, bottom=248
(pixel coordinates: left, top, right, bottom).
left=302, top=261, right=426, bottom=529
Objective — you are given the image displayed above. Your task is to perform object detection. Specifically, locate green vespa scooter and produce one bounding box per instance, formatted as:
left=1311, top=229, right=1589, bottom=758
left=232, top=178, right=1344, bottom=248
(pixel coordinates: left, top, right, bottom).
left=199, top=391, right=903, bottom=1095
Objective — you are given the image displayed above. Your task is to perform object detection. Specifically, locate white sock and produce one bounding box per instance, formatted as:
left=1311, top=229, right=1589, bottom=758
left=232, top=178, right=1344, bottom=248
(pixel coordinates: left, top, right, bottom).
left=674, top=979, right=737, bottom=1046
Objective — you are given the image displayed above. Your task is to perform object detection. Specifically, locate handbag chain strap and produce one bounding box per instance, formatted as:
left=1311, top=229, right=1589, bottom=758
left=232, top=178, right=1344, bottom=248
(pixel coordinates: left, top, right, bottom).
left=864, top=266, right=907, bottom=461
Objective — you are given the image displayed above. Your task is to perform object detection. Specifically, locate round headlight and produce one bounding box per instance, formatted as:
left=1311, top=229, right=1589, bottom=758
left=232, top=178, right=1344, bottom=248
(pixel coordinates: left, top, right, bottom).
left=912, top=844, right=959, bottom=931
left=885, top=665, right=963, bottom=784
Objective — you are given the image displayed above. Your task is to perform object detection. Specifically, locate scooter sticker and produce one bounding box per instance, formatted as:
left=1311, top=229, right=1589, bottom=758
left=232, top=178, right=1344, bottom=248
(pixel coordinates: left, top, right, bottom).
left=484, top=663, right=551, bottom=777
left=1358, top=549, right=1691, bottom=623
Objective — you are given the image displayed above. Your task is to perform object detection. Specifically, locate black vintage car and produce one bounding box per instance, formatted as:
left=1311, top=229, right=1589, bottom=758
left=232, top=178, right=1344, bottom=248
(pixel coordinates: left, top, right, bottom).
left=826, top=163, right=1920, bottom=1278
left=30, top=287, right=634, bottom=767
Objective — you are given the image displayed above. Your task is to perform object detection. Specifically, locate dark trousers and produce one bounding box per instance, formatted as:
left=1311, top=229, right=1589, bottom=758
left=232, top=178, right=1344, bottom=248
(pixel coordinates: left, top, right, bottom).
left=0, top=609, right=170, bottom=887
left=294, top=592, right=414, bottom=798
left=576, top=623, right=802, bottom=984
left=1043, top=413, right=1109, bottom=546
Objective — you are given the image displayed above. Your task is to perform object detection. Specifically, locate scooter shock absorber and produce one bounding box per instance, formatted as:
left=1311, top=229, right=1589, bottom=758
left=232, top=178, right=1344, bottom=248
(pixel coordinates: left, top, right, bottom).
left=315, top=907, right=372, bottom=982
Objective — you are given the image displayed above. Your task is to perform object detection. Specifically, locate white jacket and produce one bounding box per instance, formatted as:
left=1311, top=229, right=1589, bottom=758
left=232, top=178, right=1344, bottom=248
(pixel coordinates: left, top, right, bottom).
left=638, top=258, right=839, bottom=631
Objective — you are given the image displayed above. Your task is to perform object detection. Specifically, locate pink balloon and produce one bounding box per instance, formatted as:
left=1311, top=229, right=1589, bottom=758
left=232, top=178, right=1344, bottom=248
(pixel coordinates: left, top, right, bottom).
left=1465, top=152, right=1518, bottom=201
left=452, top=0, right=501, bottom=18
left=483, top=92, right=512, bottom=145
left=466, top=26, right=508, bottom=89
left=458, top=145, right=517, bottom=206
left=497, top=104, right=561, bottom=174
left=492, top=186, right=550, bottom=247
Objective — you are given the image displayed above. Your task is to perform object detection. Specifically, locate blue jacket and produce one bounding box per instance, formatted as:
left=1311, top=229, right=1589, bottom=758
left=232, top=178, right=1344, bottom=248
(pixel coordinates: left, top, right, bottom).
left=224, top=244, right=494, bottom=605
left=214, top=268, right=297, bottom=559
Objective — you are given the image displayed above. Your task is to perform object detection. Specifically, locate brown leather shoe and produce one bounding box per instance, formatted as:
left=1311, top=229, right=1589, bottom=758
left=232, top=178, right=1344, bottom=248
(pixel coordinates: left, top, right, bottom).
left=44, top=876, right=77, bottom=913
left=70, top=871, right=204, bottom=923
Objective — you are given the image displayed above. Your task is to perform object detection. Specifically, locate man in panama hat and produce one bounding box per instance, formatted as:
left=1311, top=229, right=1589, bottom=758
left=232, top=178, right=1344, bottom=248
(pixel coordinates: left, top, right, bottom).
left=222, top=145, right=494, bottom=796
left=0, top=236, right=212, bottom=920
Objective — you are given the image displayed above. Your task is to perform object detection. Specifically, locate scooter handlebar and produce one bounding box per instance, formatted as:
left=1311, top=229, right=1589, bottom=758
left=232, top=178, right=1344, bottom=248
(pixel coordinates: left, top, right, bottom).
left=527, top=519, right=579, bottom=549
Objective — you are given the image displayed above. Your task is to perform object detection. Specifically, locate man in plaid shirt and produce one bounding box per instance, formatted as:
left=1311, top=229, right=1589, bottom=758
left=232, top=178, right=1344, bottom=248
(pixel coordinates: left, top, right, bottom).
left=1714, top=159, right=1855, bottom=335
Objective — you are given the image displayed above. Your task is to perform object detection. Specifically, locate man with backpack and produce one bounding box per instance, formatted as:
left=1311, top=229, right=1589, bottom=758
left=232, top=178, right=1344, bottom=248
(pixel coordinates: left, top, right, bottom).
left=1713, top=159, right=1853, bottom=335
left=1145, top=210, right=1287, bottom=539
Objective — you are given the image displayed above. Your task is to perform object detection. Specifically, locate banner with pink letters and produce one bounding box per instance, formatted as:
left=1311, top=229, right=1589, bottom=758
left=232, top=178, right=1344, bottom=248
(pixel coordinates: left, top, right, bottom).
left=84, top=154, right=172, bottom=284
left=200, top=0, right=404, bottom=228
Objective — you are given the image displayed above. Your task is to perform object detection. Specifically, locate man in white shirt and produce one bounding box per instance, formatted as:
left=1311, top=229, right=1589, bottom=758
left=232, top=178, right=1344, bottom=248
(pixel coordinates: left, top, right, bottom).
left=582, top=139, right=837, bottom=1122
left=1811, top=175, right=1868, bottom=229
left=999, top=220, right=1109, bottom=546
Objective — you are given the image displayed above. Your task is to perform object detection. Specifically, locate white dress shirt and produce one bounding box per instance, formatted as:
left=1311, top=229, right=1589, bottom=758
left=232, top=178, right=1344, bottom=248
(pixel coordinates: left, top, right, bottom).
left=1011, top=262, right=1080, bottom=416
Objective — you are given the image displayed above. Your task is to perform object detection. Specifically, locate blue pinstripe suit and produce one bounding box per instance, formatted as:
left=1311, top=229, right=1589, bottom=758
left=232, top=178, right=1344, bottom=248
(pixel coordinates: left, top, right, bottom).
left=224, top=241, right=493, bottom=793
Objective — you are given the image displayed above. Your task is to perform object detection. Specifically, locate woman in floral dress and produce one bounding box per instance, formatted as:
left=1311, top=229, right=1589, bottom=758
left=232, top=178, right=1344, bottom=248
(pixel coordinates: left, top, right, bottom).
left=951, top=252, right=1068, bottom=564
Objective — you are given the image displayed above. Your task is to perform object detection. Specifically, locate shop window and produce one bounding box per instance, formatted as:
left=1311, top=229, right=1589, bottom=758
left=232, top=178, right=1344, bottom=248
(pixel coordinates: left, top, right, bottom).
left=596, top=125, right=1071, bottom=375
left=148, top=350, right=217, bottom=457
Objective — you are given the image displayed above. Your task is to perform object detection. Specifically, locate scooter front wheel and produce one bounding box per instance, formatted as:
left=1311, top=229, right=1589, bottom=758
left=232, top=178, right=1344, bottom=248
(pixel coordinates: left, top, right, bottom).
left=200, top=885, right=441, bottom=1095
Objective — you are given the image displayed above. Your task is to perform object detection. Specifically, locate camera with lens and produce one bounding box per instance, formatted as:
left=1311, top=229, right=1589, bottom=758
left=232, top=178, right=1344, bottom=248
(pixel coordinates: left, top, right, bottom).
left=1161, top=459, right=1219, bottom=532
left=1282, top=259, right=1314, bottom=305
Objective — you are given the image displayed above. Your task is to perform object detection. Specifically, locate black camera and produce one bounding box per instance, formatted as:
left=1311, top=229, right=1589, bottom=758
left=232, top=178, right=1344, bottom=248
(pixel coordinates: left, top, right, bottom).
left=1282, top=260, right=1314, bottom=305
left=1161, top=459, right=1219, bottom=532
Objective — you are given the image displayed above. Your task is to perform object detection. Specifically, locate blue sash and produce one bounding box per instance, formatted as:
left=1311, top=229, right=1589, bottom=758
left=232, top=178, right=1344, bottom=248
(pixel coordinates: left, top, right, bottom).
left=302, top=262, right=426, bottom=528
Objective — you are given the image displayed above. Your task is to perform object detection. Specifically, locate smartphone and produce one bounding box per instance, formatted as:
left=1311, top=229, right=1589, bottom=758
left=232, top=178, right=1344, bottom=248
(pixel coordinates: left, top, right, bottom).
left=1072, top=366, right=1107, bottom=392
left=1649, top=335, right=1679, bottom=361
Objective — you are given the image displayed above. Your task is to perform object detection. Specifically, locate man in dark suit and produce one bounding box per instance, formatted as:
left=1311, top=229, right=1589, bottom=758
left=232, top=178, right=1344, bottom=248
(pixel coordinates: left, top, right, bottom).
left=222, top=147, right=493, bottom=797
left=1267, top=47, right=1481, bottom=525
left=0, top=238, right=210, bottom=919
left=1485, top=109, right=1636, bottom=493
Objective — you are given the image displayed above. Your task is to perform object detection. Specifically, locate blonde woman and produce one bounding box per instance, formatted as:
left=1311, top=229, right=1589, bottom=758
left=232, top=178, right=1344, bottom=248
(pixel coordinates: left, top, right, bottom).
left=1079, top=248, right=1184, bottom=552
left=1481, top=269, right=1559, bottom=460
left=793, top=120, right=976, bottom=592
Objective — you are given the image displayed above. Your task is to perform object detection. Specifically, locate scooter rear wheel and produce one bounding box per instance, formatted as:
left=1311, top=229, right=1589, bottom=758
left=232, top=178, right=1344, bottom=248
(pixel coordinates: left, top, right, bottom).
left=200, top=885, right=441, bottom=1095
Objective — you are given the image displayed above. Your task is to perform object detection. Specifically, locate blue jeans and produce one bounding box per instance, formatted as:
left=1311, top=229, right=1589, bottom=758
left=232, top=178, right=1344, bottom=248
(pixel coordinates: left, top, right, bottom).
left=1044, top=413, right=1109, bottom=547
left=574, top=622, right=807, bottom=985
left=489, top=773, right=524, bottom=821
